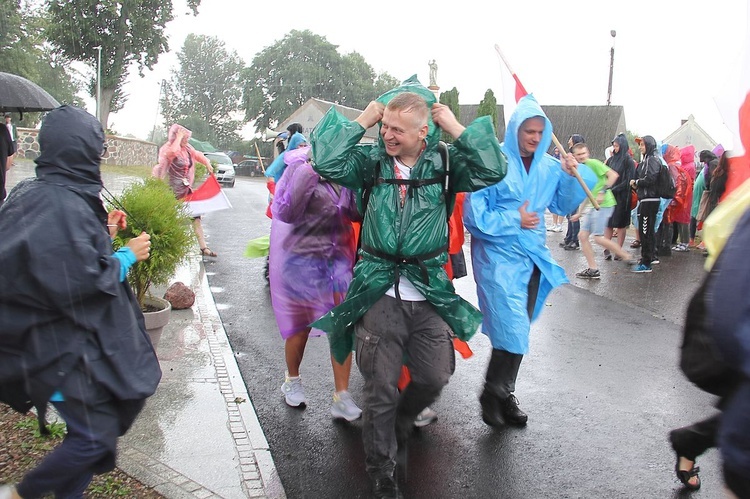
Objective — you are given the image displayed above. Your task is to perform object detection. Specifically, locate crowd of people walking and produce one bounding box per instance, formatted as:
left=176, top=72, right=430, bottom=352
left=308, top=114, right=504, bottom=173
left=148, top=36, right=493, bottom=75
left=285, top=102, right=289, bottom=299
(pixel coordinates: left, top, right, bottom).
left=0, top=74, right=747, bottom=499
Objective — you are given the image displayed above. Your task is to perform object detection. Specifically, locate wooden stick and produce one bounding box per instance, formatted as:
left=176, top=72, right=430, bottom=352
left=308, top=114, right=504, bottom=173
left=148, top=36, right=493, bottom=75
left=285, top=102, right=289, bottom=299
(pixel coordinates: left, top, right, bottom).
left=494, top=44, right=599, bottom=209
left=254, top=142, right=266, bottom=174
left=550, top=134, right=600, bottom=210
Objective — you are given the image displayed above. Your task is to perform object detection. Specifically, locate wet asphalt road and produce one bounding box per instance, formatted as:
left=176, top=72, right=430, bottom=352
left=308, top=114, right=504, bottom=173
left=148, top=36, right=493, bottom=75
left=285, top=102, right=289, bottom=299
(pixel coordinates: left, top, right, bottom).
left=7, top=163, right=719, bottom=499
left=194, top=176, right=725, bottom=499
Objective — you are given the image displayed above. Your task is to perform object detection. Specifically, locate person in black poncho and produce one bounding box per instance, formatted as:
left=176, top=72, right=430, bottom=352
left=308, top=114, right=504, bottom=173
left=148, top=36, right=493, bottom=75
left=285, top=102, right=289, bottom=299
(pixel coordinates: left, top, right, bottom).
left=0, top=106, right=160, bottom=499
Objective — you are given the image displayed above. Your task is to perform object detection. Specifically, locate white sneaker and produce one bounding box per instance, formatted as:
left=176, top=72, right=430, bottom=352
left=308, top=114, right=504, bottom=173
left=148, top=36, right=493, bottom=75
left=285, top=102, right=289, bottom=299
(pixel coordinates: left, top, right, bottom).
left=280, top=375, right=307, bottom=407
left=414, top=406, right=438, bottom=428
left=554, top=223, right=564, bottom=233
left=331, top=391, right=362, bottom=421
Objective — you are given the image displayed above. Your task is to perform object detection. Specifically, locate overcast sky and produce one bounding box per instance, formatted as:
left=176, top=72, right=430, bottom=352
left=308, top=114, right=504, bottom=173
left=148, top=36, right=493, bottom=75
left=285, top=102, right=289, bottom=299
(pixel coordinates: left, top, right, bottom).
left=97, top=0, right=748, bottom=150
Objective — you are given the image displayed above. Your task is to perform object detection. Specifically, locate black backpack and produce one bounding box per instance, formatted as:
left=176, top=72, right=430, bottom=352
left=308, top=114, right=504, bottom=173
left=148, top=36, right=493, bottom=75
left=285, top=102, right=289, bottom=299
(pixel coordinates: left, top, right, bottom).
left=657, top=162, right=676, bottom=199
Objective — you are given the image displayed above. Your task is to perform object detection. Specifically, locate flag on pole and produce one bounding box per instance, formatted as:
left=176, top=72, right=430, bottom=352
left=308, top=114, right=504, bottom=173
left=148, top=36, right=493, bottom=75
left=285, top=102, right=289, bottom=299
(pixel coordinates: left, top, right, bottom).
left=183, top=174, right=232, bottom=217
left=495, top=44, right=529, bottom=126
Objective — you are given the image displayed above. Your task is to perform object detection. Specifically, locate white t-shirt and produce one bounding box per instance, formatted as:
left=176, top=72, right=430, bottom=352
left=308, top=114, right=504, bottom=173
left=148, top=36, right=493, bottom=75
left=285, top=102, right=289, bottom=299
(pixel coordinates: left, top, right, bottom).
left=384, top=158, right=426, bottom=302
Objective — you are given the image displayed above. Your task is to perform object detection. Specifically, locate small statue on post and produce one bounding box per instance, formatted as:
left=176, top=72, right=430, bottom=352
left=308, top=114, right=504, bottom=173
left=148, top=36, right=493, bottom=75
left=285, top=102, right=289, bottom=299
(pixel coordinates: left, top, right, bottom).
left=428, top=60, right=438, bottom=87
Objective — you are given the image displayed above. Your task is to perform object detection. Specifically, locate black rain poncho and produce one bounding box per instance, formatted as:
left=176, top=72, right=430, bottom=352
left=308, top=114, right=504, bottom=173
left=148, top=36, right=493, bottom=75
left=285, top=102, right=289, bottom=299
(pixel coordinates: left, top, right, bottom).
left=0, top=106, right=161, bottom=440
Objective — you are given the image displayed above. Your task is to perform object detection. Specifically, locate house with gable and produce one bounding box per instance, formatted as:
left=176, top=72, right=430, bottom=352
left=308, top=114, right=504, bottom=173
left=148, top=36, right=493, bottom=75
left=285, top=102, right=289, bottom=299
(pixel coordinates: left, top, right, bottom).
left=662, top=114, right=718, bottom=152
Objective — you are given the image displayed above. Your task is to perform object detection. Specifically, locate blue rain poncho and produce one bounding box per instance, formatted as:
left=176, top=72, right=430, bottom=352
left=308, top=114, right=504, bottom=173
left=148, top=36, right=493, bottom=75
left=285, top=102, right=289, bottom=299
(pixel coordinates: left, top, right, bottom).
left=464, top=95, right=597, bottom=354
left=265, top=133, right=307, bottom=183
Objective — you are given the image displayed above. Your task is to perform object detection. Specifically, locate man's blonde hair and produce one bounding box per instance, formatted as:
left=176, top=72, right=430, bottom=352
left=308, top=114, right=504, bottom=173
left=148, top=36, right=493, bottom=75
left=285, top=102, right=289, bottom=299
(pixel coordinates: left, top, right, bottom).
left=386, top=92, right=429, bottom=128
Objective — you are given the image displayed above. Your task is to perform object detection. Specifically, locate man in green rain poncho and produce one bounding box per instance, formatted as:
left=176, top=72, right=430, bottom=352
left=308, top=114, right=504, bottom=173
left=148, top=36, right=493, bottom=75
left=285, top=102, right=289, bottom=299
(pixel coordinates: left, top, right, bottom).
left=310, top=77, right=506, bottom=498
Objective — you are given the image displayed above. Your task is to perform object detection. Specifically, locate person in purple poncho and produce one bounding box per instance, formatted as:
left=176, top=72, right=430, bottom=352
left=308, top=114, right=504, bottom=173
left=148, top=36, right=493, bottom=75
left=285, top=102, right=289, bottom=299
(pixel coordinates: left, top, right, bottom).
left=269, top=136, right=363, bottom=421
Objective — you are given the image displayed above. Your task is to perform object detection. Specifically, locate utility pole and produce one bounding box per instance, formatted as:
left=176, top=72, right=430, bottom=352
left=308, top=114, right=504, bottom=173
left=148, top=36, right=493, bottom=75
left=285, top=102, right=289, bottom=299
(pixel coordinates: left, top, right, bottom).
left=150, top=79, right=166, bottom=142
left=96, top=46, right=102, bottom=124
left=607, top=30, right=616, bottom=106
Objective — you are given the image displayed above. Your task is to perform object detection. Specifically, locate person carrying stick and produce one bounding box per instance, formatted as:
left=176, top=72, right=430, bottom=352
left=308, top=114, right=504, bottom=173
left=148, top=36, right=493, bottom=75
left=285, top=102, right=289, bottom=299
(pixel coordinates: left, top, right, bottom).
left=464, top=94, right=596, bottom=427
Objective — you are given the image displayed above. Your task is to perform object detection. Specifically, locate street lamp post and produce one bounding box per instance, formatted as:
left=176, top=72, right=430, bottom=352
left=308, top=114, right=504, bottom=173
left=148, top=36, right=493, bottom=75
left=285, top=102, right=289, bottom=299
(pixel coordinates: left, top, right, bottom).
left=96, top=46, right=102, bottom=124
left=607, top=30, right=616, bottom=106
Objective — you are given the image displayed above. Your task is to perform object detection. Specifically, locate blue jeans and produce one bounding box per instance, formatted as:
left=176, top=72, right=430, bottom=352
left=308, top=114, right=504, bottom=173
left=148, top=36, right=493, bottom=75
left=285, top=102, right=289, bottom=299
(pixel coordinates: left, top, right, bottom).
left=355, top=295, right=455, bottom=476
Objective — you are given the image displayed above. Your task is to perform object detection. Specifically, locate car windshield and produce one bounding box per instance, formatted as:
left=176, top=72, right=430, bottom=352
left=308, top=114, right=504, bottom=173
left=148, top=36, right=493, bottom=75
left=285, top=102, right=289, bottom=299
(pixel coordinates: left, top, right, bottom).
left=206, top=153, right=233, bottom=165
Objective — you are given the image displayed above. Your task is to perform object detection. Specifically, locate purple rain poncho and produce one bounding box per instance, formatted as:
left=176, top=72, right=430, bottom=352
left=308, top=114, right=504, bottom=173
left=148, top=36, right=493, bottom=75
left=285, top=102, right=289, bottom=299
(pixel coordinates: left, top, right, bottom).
left=269, top=146, right=361, bottom=339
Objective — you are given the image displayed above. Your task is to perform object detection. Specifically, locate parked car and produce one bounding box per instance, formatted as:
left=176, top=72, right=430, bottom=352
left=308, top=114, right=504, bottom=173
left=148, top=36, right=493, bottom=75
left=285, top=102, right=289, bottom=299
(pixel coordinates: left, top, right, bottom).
left=205, top=152, right=236, bottom=188
left=236, top=159, right=264, bottom=177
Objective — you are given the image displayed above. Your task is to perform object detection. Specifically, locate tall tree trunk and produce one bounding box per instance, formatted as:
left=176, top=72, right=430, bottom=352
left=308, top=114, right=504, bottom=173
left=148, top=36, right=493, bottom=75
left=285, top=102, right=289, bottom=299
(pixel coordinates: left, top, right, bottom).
left=100, top=87, right=115, bottom=131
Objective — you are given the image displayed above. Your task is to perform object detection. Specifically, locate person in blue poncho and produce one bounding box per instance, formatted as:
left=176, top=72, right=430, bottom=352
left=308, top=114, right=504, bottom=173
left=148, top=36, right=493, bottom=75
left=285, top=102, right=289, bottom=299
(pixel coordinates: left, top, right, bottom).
left=464, top=94, right=596, bottom=428
left=266, top=130, right=307, bottom=183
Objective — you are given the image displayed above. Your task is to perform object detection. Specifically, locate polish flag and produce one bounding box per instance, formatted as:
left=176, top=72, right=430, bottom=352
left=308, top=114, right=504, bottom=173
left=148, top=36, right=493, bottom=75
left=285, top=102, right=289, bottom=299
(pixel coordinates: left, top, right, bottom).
left=714, top=0, right=750, bottom=195
left=184, top=174, right=232, bottom=217
left=496, top=44, right=529, bottom=126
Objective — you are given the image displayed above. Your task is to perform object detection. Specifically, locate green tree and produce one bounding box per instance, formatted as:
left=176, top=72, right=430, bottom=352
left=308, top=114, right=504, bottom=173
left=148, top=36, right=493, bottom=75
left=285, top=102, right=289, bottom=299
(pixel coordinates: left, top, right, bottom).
left=241, top=29, right=399, bottom=131
left=161, top=34, right=244, bottom=149
left=439, top=87, right=460, bottom=143
left=44, top=0, right=202, bottom=130
left=0, top=0, right=35, bottom=76
left=476, top=89, right=498, bottom=134
left=0, top=1, right=81, bottom=125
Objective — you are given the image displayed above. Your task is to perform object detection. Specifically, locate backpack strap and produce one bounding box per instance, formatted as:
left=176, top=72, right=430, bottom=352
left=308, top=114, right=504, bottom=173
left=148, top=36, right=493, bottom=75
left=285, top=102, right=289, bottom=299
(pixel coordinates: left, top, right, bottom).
left=357, top=141, right=452, bottom=261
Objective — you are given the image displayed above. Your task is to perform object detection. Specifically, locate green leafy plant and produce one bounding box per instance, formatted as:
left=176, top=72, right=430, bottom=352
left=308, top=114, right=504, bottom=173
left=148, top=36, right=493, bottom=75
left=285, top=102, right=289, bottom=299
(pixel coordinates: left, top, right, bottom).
left=194, top=161, right=208, bottom=181
left=111, top=177, right=194, bottom=309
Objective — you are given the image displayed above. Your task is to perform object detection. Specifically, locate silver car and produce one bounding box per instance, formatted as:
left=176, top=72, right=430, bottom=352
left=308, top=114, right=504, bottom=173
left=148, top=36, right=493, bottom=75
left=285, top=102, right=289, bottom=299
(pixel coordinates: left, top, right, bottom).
left=205, top=152, right=236, bottom=188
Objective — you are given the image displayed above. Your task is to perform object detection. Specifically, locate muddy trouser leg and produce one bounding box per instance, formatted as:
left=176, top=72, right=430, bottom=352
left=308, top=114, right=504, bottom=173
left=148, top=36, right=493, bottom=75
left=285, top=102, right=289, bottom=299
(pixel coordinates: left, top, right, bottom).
left=396, top=301, right=455, bottom=432
left=485, top=266, right=540, bottom=398
left=356, top=295, right=454, bottom=477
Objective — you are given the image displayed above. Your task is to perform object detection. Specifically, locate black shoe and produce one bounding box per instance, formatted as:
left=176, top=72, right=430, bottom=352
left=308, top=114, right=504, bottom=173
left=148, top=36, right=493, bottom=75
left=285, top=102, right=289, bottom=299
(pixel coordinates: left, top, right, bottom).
left=564, top=242, right=579, bottom=251
left=479, top=389, right=505, bottom=427
left=500, top=394, right=528, bottom=426
left=559, top=242, right=567, bottom=248
left=372, top=472, right=402, bottom=499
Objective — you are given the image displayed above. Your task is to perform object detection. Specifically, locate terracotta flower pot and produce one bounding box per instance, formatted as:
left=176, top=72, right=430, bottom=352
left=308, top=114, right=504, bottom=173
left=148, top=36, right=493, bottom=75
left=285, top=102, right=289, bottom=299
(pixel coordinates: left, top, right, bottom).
left=142, top=295, right=171, bottom=348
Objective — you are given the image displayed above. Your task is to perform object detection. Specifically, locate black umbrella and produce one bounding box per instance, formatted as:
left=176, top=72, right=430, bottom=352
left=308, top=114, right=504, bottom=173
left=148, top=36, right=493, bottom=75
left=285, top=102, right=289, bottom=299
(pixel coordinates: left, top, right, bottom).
left=0, top=72, right=60, bottom=118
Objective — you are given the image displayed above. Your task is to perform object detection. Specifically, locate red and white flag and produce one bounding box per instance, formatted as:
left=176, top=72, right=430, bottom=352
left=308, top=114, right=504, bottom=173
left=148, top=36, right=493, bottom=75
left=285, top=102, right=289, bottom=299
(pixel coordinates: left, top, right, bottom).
left=184, top=174, right=232, bottom=217
left=714, top=0, right=750, bottom=194
left=496, top=44, right=529, bottom=126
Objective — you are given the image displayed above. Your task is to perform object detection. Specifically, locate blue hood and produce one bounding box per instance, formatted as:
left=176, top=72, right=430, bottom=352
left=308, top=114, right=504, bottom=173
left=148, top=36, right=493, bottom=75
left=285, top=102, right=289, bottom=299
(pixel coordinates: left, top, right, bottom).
left=504, top=95, right=552, bottom=164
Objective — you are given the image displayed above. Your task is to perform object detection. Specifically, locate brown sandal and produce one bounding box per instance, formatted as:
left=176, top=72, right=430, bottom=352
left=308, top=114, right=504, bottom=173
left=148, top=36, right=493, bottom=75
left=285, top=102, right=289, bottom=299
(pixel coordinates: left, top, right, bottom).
left=630, top=240, right=641, bottom=248
left=200, top=247, right=218, bottom=257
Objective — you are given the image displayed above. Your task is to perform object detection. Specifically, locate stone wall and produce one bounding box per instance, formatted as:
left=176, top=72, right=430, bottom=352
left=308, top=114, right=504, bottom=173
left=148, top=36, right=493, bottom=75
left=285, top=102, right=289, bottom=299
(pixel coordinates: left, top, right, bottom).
left=15, top=127, right=158, bottom=167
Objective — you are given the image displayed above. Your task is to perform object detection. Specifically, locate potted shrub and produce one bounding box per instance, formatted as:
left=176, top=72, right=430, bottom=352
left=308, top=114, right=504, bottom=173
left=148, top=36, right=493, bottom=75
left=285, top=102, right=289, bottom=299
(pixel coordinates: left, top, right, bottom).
left=110, top=177, right=195, bottom=340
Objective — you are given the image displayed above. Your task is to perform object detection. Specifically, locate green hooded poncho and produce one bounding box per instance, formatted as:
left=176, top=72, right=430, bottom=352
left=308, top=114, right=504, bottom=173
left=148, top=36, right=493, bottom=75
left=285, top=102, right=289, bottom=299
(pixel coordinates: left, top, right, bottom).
left=310, top=76, right=507, bottom=362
